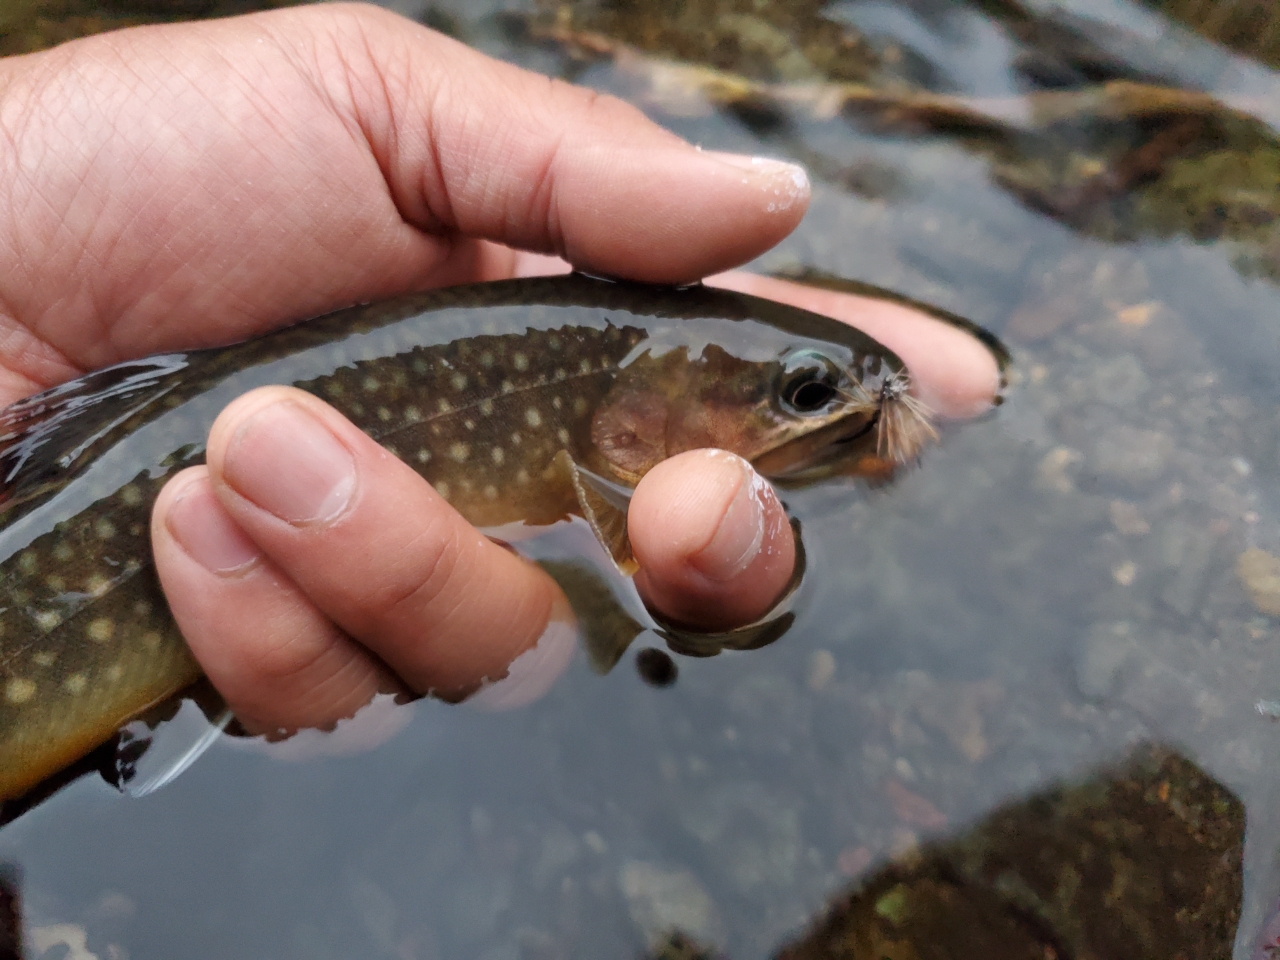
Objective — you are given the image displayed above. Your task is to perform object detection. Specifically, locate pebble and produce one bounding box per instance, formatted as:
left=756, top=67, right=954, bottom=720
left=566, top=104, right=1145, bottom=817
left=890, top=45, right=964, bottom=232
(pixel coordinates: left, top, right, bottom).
left=619, top=862, right=723, bottom=947
left=1237, top=548, right=1280, bottom=616
left=1091, top=425, right=1173, bottom=487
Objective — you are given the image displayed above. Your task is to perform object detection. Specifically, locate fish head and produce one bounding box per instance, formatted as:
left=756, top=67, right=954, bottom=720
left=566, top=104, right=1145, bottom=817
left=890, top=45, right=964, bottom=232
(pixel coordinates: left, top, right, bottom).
left=590, top=331, right=933, bottom=485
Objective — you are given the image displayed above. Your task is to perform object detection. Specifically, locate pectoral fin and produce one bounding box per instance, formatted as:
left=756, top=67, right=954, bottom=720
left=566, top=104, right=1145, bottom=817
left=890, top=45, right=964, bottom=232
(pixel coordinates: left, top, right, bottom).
left=555, top=451, right=637, bottom=574
left=539, top=560, right=647, bottom=674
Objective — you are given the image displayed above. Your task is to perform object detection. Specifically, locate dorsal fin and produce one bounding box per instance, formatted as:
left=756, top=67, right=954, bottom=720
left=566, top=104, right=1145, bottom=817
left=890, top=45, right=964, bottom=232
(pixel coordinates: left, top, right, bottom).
left=0, top=355, right=190, bottom=512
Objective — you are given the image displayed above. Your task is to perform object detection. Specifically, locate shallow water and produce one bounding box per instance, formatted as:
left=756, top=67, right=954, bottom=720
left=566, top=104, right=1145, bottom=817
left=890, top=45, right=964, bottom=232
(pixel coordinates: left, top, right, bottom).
left=3, top=0, right=1280, bottom=957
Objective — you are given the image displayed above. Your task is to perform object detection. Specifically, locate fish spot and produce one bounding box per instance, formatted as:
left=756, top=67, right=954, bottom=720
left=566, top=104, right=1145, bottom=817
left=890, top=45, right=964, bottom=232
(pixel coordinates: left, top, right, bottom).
left=123, top=560, right=142, bottom=576
left=511, top=432, right=523, bottom=446
left=516, top=468, right=531, bottom=485
left=32, top=651, right=55, bottom=668
left=404, top=406, right=422, bottom=423
left=479, top=399, right=495, bottom=417
left=349, top=402, right=365, bottom=416
left=53, top=543, right=74, bottom=562
left=449, top=442, right=470, bottom=463
left=463, top=419, right=476, bottom=432
left=95, top=518, right=116, bottom=539
left=17, top=552, right=36, bottom=576
left=459, top=479, right=474, bottom=494
left=86, top=575, right=111, bottom=597
left=362, top=376, right=381, bottom=393
left=416, top=449, right=432, bottom=464
left=142, top=632, right=162, bottom=651
left=513, top=353, right=529, bottom=372
left=377, top=407, right=392, bottom=422
left=435, top=481, right=451, bottom=500
left=87, top=619, right=115, bottom=644
left=325, top=382, right=345, bottom=398
left=552, top=396, right=563, bottom=411
left=129, top=524, right=143, bottom=537
left=501, top=380, right=514, bottom=394
left=120, top=485, right=143, bottom=506
left=133, top=601, right=152, bottom=617
left=483, top=485, right=498, bottom=500
left=491, top=447, right=505, bottom=466
left=106, top=663, right=124, bottom=683
left=430, top=424, right=443, bottom=437
left=44, top=576, right=65, bottom=592
left=554, top=368, right=567, bottom=381
left=557, top=428, right=571, bottom=445
left=451, top=373, right=468, bottom=391
left=411, top=357, right=429, bottom=375
left=437, top=398, right=453, bottom=414
left=5, top=678, right=35, bottom=705
left=548, top=335, right=562, bottom=351
left=573, top=398, right=589, bottom=416
left=579, top=358, right=593, bottom=374
left=525, top=409, right=543, bottom=428
left=479, top=351, right=495, bottom=368
left=63, top=674, right=87, bottom=696
left=34, top=611, right=61, bottom=632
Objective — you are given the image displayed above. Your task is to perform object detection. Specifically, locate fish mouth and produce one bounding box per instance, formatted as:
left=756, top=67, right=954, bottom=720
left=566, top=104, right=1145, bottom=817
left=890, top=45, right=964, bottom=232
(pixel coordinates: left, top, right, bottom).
left=752, top=410, right=881, bottom=484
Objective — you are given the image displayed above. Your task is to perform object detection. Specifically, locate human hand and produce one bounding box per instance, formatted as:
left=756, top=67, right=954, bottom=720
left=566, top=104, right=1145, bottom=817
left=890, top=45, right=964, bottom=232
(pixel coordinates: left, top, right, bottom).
left=0, top=4, right=998, bottom=734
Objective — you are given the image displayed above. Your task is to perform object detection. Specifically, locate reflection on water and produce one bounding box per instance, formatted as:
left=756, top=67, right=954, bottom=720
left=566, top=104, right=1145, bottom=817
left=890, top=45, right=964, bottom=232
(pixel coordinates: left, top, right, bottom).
left=3, top=0, right=1280, bottom=957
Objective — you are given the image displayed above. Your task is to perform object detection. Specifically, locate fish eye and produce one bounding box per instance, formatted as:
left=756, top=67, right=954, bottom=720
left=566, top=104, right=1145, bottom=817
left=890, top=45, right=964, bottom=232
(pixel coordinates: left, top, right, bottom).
left=779, top=351, right=842, bottom=415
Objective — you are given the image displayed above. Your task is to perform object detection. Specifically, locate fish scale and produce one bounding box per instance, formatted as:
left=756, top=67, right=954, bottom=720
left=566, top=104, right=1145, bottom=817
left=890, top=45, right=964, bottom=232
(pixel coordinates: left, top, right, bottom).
left=0, top=273, right=919, bottom=803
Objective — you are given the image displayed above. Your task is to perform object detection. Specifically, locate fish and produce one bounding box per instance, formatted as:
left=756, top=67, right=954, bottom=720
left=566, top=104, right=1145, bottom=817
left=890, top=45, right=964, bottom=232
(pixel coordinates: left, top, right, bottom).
left=0, top=271, right=933, bottom=804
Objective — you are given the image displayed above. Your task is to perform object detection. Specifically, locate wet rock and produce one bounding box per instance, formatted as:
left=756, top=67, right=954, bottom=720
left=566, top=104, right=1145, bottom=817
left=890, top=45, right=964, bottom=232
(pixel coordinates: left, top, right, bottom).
left=619, top=862, right=723, bottom=948
left=1091, top=425, right=1173, bottom=487
left=1075, top=620, right=1140, bottom=700
left=1237, top=547, right=1280, bottom=616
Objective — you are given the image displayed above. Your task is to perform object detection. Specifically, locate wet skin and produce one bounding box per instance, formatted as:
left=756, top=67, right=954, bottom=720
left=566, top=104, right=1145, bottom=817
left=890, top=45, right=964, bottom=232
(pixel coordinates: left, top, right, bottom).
left=0, top=5, right=999, bottom=756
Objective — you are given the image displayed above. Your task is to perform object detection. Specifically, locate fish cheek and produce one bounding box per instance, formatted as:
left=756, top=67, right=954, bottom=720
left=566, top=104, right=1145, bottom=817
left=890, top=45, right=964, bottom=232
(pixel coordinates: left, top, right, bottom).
left=591, top=390, right=670, bottom=477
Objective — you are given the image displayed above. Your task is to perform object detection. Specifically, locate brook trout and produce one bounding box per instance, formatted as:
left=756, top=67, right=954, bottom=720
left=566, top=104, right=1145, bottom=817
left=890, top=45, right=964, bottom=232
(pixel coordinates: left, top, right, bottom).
left=0, top=273, right=932, bottom=802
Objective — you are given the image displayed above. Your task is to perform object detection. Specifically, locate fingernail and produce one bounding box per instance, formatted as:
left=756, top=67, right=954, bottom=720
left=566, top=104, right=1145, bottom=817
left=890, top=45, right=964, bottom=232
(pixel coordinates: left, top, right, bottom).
left=224, top=400, right=356, bottom=524
left=167, top=475, right=261, bottom=574
left=705, top=151, right=809, bottom=198
left=690, top=454, right=766, bottom=582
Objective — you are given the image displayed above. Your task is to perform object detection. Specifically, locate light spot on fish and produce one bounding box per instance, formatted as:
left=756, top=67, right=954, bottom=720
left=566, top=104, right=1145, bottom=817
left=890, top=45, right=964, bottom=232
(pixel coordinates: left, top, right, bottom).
left=579, top=358, right=593, bottom=374
left=94, top=518, right=116, bottom=539
left=362, top=376, right=380, bottom=393
left=463, top=419, right=476, bottom=432
left=5, top=678, right=35, bottom=704
left=483, top=485, right=498, bottom=500
left=34, top=611, right=61, bottom=632
left=516, top=468, right=530, bottom=485
left=86, top=575, right=110, bottom=597
left=554, top=368, right=567, bottom=381
left=86, top=618, right=115, bottom=644
left=133, top=601, right=152, bottom=617
left=53, top=543, right=74, bottom=562
left=123, top=560, right=141, bottom=576
left=573, top=398, right=588, bottom=416
left=106, top=663, right=124, bottom=683
left=513, top=353, right=529, bottom=372
left=437, top=398, right=453, bottom=414
left=451, top=373, right=468, bottom=391
left=120, top=485, right=143, bottom=506
left=491, top=447, right=505, bottom=466
left=552, top=396, right=563, bottom=411
left=32, top=651, right=55, bottom=668
left=416, top=449, right=431, bottom=464
left=430, top=424, right=443, bottom=437
left=548, top=335, right=562, bottom=351
left=325, top=381, right=345, bottom=398
left=449, top=442, right=470, bottom=463
left=44, top=576, right=65, bottom=592
left=404, top=406, right=422, bottom=423
left=479, top=351, right=494, bottom=368
left=557, top=428, right=571, bottom=445
left=501, top=380, right=514, bottom=394
left=142, top=632, right=162, bottom=651
left=63, top=674, right=87, bottom=696
left=435, top=481, right=451, bottom=500
left=377, top=407, right=392, bottom=422
left=479, top=399, right=494, bottom=417
left=17, top=552, right=36, bottom=576
left=525, top=409, right=543, bottom=428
